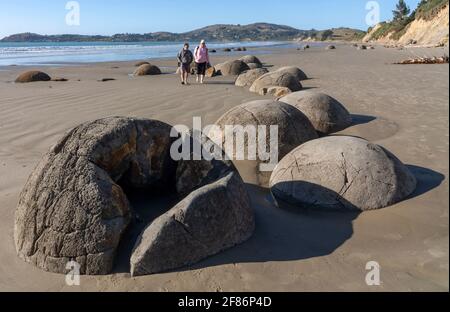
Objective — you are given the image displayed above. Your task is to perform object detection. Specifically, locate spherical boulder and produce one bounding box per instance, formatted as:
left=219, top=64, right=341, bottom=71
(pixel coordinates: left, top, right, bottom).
left=276, top=66, right=308, bottom=81
left=209, top=100, right=318, bottom=186
left=249, top=71, right=302, bottom=94
left=239, top=55, right=262, bottom=66
left=134, top=64, right=162, bottom=76
left=279, top=91, right=352, bottom=135
left=15, top=71, right=51, bottom=83
left=270, top=136, right=417, bottom=211
left=216, top=60, right=250, bottom=76
left=235, top=68, right=268, bottom=87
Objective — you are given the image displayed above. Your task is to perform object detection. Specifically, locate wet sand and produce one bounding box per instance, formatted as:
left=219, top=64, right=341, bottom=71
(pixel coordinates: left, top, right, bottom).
left=0, top=44, right=448, bottom=291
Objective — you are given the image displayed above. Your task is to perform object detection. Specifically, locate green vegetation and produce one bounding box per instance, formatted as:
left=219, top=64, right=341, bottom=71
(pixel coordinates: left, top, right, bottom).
left=416, top=0, right=449, bottom=20
left=393, top=0, right=411, bottom=21
left=368, top=0, right=448, bottom=41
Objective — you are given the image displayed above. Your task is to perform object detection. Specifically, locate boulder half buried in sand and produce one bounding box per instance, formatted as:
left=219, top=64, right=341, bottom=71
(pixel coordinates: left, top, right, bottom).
left=235, top=68, right=268, bottom=87
left=249, top=71, right=302, bottom=94
left=239, top=55, right=262, bottom=66
left=15, top=117, right=255, bottom=276
left=134, top=64, right=162, bottom=76
left=209, top=100, right=318, bottom=186
left=270, top=136, right=417, bottom=211
left=275, top=66, right=308, bottom=81
left=215, top=60, right=250, bottom=76
left=15, top=71, right=51, bottom=83
left=279, top=91, right=352, bottom=135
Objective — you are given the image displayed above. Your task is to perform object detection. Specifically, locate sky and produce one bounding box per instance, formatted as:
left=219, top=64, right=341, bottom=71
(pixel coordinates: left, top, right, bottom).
left=0, top=0, right=422, bottom=39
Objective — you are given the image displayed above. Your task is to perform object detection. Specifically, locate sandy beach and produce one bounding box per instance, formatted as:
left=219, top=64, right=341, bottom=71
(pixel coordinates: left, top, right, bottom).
left=0, top=44, right=448, bottom=291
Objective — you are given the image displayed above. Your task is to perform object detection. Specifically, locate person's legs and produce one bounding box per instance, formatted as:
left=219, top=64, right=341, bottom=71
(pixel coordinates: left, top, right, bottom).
left=198, top=62, right=206, bottom=84
left=184, top=71, right=189, bottom=85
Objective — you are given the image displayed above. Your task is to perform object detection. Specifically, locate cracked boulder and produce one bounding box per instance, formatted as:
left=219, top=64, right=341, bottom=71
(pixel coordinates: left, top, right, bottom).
left=208, top=100, right=318, bottom=186
left=249, top=71, right=303, bottom=94
left=279, top=91, right=352, bottom=135
left=14, top=117, right=176, bottom=275
left=239, top=55, right=263, bottom=66
left=130, top=171, right=254, bottom=276
left=15, top=118, right=255, bottom=276
left=235, top=68, right=269, bottom=87
left=270, top=136, right=417, bottom=211
left=130, top=134, right=254, bottom=275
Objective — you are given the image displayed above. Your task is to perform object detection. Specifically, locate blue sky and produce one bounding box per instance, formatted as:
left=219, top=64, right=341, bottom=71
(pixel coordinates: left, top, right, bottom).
left=0, top=0, right=421, bottom=39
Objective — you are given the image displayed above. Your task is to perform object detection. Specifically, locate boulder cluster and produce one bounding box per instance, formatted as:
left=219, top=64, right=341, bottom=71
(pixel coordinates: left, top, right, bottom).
left=15, top=117, right=255, bottom=276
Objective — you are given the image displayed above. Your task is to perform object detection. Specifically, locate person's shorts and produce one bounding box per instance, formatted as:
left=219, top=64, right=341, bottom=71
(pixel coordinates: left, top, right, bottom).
left=196, top=62, right=207, bottom=75
left=180, top=63, right=190, bottom=73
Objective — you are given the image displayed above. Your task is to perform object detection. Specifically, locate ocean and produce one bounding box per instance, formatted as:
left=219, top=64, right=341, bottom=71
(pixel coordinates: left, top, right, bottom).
left=0, top=41, right=299, bottom=66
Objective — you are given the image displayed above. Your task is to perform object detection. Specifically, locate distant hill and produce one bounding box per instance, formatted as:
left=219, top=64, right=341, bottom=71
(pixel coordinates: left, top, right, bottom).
left=1, top=23, right=364, bottom=43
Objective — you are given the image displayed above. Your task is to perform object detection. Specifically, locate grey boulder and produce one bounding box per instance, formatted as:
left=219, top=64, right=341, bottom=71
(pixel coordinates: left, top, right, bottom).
left=14, top=117, right=175, bottom=275
left=209, top=100, right=318, bottom=186
left=275, top=66, right=308, bottom=81
left=239, top=55, right=262, bottom=66
left=130, top=171, right=254, bottom=276
left=249, top=71, right=302, bottom=94
left=270, top=136, right=417, bottom=211
left=279, top=91, right=352, bottom=135
left=215, top=60, right=250, bottom=76
left=235, top=68, right=269, bottom=87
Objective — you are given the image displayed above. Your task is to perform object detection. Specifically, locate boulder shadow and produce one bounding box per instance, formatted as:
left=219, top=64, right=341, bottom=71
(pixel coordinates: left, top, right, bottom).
left=205, top=80, right=236, bottom=85
left=113, top=188, right=179, bottom=274
left=350, top=114, right=377, bottom=126
left=406, top=165, right=445, bottom=199
left=185, top=184, right=360, bottom=271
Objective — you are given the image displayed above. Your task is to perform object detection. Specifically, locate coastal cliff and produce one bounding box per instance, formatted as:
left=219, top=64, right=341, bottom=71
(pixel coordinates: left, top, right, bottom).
left=363, top=0, right=449, bottom=46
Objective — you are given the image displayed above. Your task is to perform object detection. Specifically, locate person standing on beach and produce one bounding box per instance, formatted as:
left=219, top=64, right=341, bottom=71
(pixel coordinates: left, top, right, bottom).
left=177, top=43, right=194, bottom=85
left=194, top=40, right=210, bottom=84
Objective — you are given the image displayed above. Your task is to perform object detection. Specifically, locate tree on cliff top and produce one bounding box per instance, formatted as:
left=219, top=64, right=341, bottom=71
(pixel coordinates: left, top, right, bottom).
left=393, top=0, right=411, bottom=20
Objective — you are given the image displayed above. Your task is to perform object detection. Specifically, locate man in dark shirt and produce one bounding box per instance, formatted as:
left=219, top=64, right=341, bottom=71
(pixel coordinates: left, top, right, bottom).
left=177, top=43, right=194, bottom=85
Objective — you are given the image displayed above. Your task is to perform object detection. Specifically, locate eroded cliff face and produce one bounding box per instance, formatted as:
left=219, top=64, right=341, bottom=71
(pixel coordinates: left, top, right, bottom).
left=364, top=4, right=449, bottom=46
left=398, top=4, right=449, bottom=45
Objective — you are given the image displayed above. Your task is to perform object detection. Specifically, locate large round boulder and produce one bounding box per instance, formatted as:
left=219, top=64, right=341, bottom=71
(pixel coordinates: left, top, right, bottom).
left=239, top=55, right=262, bottom=66
left=15, top=117, right=255, bottom=276
left=134, top=64, right=162, bottom=76
left=249, top=71, right=303, bottom=94
left=15, top=71, right=51, bottom=83
left=279, top=91, right=352, bottom=135
left=275, top=66, right=308, bottom=81
left=270, top=136, right=417, bottom=211
left=209, top=100, right=318, bottom=186
left=235, top=68, right=269, bottom=87
left=216, top=60, right=250, bottom=76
